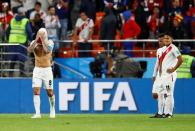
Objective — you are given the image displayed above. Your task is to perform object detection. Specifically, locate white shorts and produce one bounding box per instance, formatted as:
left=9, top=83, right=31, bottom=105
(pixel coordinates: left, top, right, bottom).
left=152, top=74, right=176, bottom=95
left=32, top=67, right=53, bottom=89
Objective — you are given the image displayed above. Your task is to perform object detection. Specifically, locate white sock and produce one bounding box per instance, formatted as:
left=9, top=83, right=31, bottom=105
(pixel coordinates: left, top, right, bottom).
left=34, top=95, right=40, bottom=115
left=49, top=95, right=55, bottom=112
left=164, top=95, right=174, bottom=115
left=158, top=94, right=165, bottom=115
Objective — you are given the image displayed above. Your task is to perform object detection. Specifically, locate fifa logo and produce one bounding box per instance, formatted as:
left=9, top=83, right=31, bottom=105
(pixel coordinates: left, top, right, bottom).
left=59, top=82, right=137, bottom=112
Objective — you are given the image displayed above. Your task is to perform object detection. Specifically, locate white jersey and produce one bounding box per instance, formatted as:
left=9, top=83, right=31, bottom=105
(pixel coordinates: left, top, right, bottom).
left=153, top=44, right=181, bottom=78
left=153, top=47, right=163, bottom=77
left=152, top=44, right=180, bottom=95
left=75, top=18, right=94, bottom=41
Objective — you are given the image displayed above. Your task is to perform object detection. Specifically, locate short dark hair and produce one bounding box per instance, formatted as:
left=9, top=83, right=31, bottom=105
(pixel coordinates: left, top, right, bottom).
left=164, top=32, right=173, bottom=38
left=35, top=1, right=42, bottom=7
left=158, top=32, right=173, bottom=38
left=158, top=33, right=165, bottom=38
left=79, top=10, right=87, bottom=15
left=48, top=5, right=54, bottom=10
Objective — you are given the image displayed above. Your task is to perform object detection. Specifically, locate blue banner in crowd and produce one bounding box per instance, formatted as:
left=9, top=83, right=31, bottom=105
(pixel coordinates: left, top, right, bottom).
left=0, top=78, right=195, bottom=113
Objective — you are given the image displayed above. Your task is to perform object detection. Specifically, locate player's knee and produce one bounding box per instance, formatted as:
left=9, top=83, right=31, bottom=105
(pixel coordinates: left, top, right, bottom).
left=33, top=88, right=40, bottom=95
left=47, top=90, right=53, bottom=97
left=152, top=93, right=158, bottom=100
left=48, top=92, right=53, bottom=97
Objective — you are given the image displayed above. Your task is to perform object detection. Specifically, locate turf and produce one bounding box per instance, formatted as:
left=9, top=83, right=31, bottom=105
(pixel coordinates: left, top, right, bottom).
left=0, top=114, right=195, bottom=131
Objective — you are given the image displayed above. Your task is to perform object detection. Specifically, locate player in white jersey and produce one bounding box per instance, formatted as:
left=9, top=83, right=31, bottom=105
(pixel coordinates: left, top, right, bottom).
left=28, top=28, right=55, bottom=118
left=151, top=33, right=183, bottom=118
left=150, top=33, right=166, bottom=118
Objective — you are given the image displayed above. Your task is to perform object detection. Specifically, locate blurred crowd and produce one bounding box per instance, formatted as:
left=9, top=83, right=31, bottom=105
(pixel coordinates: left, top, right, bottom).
left=0, top=0, right=195, bottom=58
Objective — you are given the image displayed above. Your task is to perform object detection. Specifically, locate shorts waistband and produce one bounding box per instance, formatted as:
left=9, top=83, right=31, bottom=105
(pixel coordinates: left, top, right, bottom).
left=34, top=66, right=52, bottom=70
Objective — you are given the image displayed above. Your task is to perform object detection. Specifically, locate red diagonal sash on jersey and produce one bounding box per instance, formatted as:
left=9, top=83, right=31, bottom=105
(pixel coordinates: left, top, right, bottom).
left=79, top=18, right=90, bottom=34
left=158, top=45, right=172, bottom=76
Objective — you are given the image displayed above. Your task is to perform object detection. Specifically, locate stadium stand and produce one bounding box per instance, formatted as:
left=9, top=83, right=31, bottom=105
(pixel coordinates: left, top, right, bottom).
left=0, top=0, right=194, bottom=77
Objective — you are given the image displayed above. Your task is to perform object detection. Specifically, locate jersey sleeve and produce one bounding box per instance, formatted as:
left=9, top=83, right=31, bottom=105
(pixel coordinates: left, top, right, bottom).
left=89, top=19, right=94, bottom=28
left=152, top=49, right=159, bottom=77
left=172, top=45, right=181, bottom=57
left=75, top=18, right=80, bottom=28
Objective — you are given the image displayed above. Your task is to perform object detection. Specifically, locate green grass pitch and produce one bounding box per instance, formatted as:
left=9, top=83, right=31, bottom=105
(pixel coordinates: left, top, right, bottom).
left=0, top=114, right=195, bottom=131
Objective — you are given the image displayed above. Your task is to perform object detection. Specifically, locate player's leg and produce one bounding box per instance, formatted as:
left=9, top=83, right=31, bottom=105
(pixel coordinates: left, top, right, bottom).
left=164, top=78, right=175, bottom=118
left=43, top=68, right=55, bottom=118
left=164, top=94, right=174, bottom=117
left=32, top=87, right=41, bottom=118
left=31, top=68, right=42, bottom=118
left=150, top=80, right=164, bottom=118
left=158, top=93, right=165, bottom=115
left=46, top=89, right=55, bottom=118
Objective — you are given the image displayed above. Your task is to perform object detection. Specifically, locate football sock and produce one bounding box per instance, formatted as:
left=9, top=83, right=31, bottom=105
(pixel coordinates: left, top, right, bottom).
left=34, top=95, right=40, bottom=115
left=158, top=93, right=165, bottom=115
left=164, top=95, right=174, bottom=115
left=49, top=95, right=55, bottom=111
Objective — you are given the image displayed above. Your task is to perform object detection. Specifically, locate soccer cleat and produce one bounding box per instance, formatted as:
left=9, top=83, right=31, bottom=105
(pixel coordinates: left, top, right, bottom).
left=31, top=114, right=41, bottom=119
left=50, top=108, right=55, bottom=118
left=150, top=113, right=164, bottom=118
left=164, top=114, right=173, bottom=118
left=50, top=113, right=55, bottom=118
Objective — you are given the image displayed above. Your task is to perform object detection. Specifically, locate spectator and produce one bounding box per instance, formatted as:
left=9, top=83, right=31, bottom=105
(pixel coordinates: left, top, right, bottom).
left=177, top=46, right=195, bottom=78
left=22, top=0, right=36, bottom=19
left=80, top=0, right=96, bottom=21
left=122, top=10, right=141, bottom=57
left=30, top=2, right=46, bottom=21
left=99, top=7, right=117, bottom=53
left=30, top=13, right=45, bottom=39
left=11, top=0, right=22, bottom=14
left=0, top=2, right=13, bottom=41
left=104, top=0, right=115, bottom=8
left=7, top=7, right=32, bottom=44
left=182, top=0, right=194, bottom=14
left=73, top=10, right=94, bottom=57
left=168, top=0, right=183, bottom=17
left=147, top=0, right=164, bottom=11
left=133, top=0, right=149, bottom=40
left=22, top=0, right=36, bottom=13
left=55, top=0, right=69, bottom=40
left=147, top=6, right=164, bottom=39
left=45, top=6, right=61, bottom=52
left=169, top=14, right=188, bottom=47
left=6, top=7, right=33, bottom=76
left=184, top=4, right=195, bottom=39
left=69, top=0, right=82, bottom=30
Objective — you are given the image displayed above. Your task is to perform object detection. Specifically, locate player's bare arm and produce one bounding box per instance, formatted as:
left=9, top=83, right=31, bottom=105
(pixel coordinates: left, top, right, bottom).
left=167, top=55, right=183, bottom=73
left=30, top=29, right=54, bottom=68
left=73, top=27, right=79, bottom=45
left=28, top=40, right=37, bottom=53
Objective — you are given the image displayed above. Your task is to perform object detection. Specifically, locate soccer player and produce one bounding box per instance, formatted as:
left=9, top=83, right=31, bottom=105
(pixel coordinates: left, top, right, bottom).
left=28, top=28, right=55, bottom=118
left=151, top=33, right=165, bottom=118
left=151, top=33, right=183, bottom=118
